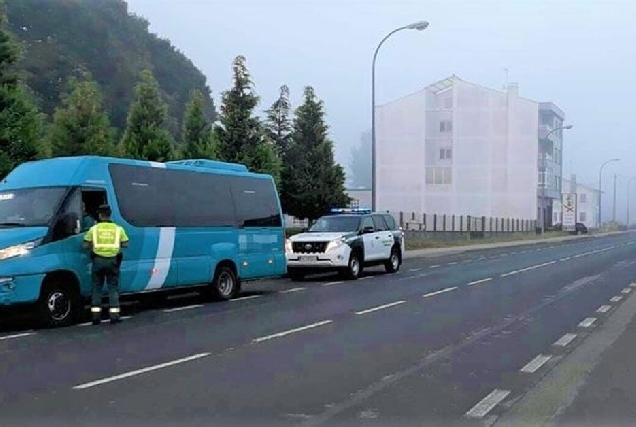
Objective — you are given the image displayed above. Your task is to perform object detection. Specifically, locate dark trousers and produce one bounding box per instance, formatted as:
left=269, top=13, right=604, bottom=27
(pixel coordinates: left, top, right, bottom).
left=91, top=256, right=120, bottom=319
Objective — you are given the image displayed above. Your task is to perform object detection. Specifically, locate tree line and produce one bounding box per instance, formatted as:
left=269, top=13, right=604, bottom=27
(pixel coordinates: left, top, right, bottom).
left=0, top=21, right=349, bottom=221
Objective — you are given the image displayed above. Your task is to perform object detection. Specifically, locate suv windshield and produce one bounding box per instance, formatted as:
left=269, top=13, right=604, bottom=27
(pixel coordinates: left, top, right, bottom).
left=0, top=187, right=68, bottom=227
left=309, top=216, right=361, bottom=233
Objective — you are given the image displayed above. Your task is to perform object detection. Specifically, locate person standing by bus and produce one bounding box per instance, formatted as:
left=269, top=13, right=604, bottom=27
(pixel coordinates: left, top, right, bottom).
left=83, top=204, right=129, bottom=325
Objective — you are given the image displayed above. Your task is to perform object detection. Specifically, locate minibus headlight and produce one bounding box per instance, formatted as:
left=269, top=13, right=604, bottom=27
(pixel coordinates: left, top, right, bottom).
left=0, top=238, right=42, bottom=261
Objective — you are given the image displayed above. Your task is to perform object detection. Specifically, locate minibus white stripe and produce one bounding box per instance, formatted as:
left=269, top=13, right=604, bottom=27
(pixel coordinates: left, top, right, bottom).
left=145, top=227, right=176, bottom=290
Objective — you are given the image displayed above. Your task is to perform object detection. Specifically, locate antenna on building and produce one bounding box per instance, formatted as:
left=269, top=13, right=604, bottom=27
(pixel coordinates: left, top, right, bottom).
left=502, top=68, right=509, bottom=90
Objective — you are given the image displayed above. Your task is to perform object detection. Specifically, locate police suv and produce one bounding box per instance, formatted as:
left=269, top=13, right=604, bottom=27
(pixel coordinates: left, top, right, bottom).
left=285, top=209, right=405, bottom=280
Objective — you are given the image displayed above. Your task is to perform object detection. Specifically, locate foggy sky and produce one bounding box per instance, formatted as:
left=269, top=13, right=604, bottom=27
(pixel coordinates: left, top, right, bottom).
left=126, top=0, right=635, bottom=222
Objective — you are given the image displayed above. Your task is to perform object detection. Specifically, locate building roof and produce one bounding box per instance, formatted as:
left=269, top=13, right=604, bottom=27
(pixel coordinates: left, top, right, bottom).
left=425, top=75, right=461, bottom=93
left=539, top=102, right=566, bottom=120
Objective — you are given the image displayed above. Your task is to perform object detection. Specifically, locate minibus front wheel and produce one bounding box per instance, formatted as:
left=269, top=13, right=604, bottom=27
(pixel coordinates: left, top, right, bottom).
left=209, top=263, right=239, bottom=301
left=37, top=273, right=80, bottom=328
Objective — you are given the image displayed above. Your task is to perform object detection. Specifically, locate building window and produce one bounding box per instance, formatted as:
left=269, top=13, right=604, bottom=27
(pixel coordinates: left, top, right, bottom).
left=439, top=120, right=453, bottom=133
left=439, top=148, right=452, bottom=160
left=580, top=194, right=587, bottom=203
left=580, top=212, right=587, bottom=222
left=426, top=167, right=452, bottom=185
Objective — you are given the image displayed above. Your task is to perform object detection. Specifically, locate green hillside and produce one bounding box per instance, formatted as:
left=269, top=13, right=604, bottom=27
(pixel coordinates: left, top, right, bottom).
left=4, top=0, right=215, bottom=137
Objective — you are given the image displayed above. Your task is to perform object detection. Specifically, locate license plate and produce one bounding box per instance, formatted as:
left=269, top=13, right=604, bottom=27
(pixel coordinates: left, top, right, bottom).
left=300, top=256, right=318, bottom=262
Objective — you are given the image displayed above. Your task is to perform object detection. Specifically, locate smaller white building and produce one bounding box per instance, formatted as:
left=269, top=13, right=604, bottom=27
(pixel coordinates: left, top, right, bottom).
left=552, top=177, right=600, bottom=229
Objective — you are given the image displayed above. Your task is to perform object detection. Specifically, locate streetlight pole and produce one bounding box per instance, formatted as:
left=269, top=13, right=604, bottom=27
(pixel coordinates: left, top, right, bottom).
left=627, top=176, right=636, bottom=228
left=371, top=21, right=429, bottom=212
left=540, top=124, right=573, bottom=234
left=598, top=158, right=620, bottom=228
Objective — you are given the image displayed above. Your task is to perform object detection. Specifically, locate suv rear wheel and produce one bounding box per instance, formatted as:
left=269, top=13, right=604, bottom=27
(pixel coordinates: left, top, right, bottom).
left=385, top=246, right=401, bottom=274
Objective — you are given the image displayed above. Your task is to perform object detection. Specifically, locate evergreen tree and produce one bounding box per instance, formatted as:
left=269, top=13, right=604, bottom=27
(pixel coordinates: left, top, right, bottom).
left=282, top=86, right=349, bottom=220
left=265, top=84, right=293, bottom=157
left=120, top=69, right=173, bottom=161
left=180, top=89, right=217, bottom=159
left=49, top=76, right=115, bottom=157
left=215, top=55, right=280, bottom=180
left=0, top=6, right=44, bottom=178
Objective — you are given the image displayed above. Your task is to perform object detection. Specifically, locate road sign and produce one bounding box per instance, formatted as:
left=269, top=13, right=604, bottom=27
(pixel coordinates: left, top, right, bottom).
left=562, top=193, right=577, bottom=231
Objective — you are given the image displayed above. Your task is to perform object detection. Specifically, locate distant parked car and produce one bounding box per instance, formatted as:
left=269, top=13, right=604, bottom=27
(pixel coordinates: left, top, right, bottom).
left=576, top=222, right=588, bottom=234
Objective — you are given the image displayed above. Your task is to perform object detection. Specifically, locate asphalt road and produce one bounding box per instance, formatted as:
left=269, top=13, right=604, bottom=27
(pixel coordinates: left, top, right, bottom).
left=1, top=233, right=635, bottom=427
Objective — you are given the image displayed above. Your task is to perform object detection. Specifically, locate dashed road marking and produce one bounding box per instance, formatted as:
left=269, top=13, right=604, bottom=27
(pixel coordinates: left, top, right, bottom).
left=360, top=276, right=372, bottom=280
left=596, top=305, right=612, bottom=313
left=355, top=301, right=406, bottom=315
left=73, top=352, right=210, bottom=390
left=281, top=287, right=306, bottom=294
left=553, top=333, right=577, bottom=347
left=630, top=283, right=636, bottom=288
left=423, top=287, right=458, bottom=298
left=468, top=278, right=493, bottom=286
left=611, top=296, right=623, bottom=302
left=163, top=304, right=204, bottom=313
left=78, top=316, right=132, bottom=327
left=409, top=268, right=423, bottom=272
left=501, top=261, right=556, bottom=277
left=465, top=389, right=511, bottom=418
left=447, top=262, right=459, bottom=266
left=252, top=320, right=333, bottom=343
left=578, top=317, right=597, bottom=328
left=520, top=354, right=552, bottom=373
left=323, top=281, right=343, bottom=287
left=560, top=257, right=572, bottom=261
left=429, top=265, right=440, bottom=269
left=622, top=288, right=632, bottom=294
left=0, top=332, right=35, bottom=341
left=231, top=295, right=262, bottom=302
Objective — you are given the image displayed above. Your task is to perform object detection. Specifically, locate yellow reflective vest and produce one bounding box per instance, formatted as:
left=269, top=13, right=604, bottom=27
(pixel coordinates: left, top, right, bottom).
left=84, top=221, right=129, bottom=258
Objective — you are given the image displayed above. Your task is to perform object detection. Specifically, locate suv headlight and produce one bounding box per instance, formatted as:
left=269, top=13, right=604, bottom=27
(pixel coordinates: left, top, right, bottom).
left=326, top=239, right=346, bottom=252
left=0, top=239, right=42, bottom=261
left=285, top=239, right=293, bottom=254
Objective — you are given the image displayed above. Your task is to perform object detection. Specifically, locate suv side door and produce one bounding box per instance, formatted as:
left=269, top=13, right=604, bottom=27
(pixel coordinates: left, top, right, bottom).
left=372, top=215, right=394, bottom=260
left=359, top=216, right=380, bottom=261
left=383, top=214, right=405, bottom=259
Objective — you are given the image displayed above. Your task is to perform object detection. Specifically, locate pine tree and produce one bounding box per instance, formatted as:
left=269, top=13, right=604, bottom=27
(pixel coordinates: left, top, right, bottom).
left=180, top=89, right=217, bottom=159
left=120, top=69, right=173, bottom=162
left=215, top=55, right=280, bottom=180
left=265, top=84, right=293, bottom=157
left=282, top=86, right=349, bottom=220
left=49, top=76, right=115, bottom=157
left=0, top=7, right=44, bottom=178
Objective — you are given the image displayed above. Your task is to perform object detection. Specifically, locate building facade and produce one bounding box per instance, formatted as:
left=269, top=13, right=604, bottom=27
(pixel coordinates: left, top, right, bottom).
left=538, top=102, right=566, bottom=229
left=552, top=176, right=600, bottom=229
left=376, top=75, right=539, bottom=220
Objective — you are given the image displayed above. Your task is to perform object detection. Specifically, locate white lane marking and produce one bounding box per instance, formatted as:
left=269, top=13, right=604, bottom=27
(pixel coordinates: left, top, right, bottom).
left=465, top=389, right=511, bottom=418
left=501, top=261, right=556, bottom=277
left=73, top=352, right=210, bottom=390
left=553, top=333, right=577, bottom=347
left=596, top=305, right=612, bottom=313
left=578, top=317, right=597, bottom=328
left=409, top=268, right=423, bottom=272
left=78, top=316, right=133, bottom=327
left=360, top=276, right=372, bottom=280
left=560, top=257, right=572, bottom=261
left=252, top=320, right=333, bottom=343
left=500, top=253, right=509, bottom=257
left=163, top=304, right=204, bottom=313
left=462, top=259, right=474, bottom=263
left=355, top=301, right=406, bottom=315
left=630, top=283, right=636, bottom=288
left=611, top=296, right=623, bottom=302
left=468, top=278, right=492, bottom=286
left=323, top=281, right=343, bottom=287
left=447, top=262, right=459, bottom=266
left=0, top=332, right=35, bottom=341
left=573, top=253, right=585, bottom=258
left=423, top=287, right=458, bottom=298
left=231, top=295, right=262, bottom=302
left=622, top=288, right=632, bottom=294
left=520, top=354, right=552, bottom=373
left=280, top=287, right=306, bottom=294
left=429, top=265, right=440, bottom=269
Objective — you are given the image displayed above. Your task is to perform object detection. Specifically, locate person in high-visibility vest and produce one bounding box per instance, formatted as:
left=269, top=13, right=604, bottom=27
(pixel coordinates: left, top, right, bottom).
left=83, top=204, right=129, bottom=325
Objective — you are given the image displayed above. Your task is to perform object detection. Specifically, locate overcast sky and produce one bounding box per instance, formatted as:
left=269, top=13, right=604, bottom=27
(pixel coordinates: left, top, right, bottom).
left=127, top=0, right=635, bottom=220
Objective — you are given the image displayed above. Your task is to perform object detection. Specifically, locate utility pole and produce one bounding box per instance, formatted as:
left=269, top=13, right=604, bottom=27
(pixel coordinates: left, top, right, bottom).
left=613, top=173, right=617, bottom=223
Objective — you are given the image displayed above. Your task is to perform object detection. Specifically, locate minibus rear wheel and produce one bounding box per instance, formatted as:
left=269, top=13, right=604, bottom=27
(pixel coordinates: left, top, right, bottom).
left=37, top=275, right=80, bottom=328
left=210, top=264, right=239, bottom=301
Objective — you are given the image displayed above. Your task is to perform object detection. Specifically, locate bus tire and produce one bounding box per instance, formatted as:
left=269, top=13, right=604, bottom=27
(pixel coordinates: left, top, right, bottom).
left=210, top=264, right=239, bottom=301
left=37, top=277, right=79, bottom=328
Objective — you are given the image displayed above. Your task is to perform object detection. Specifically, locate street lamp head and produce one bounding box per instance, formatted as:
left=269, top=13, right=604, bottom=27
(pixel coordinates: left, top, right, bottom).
left=564, top=125, right=573, bottom=130
left=612, top=158, right=621, bottom=162
left=407, top=21, right=429, bottom=31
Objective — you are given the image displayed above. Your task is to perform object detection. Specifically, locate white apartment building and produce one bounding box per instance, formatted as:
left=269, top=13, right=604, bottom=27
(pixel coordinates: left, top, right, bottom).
left=552, top=177, right=600, bottom=229
left=376, top=75, right=538, bottom=220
